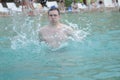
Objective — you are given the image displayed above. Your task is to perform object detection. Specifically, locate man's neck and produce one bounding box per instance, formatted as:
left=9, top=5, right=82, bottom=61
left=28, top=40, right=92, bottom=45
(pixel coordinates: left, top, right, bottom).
left=49, top=22, right=61, bottom=28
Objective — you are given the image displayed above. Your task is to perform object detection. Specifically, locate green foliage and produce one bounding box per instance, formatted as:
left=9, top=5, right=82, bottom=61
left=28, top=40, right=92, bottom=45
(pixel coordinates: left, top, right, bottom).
left=80, top=0, right=83, bottom=3
left=65, top=0, right=73, bottom=7
left=65, top=0, right=83, bottom=7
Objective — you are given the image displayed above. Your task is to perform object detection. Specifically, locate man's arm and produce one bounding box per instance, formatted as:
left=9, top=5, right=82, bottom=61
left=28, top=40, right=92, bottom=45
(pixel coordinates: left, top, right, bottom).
left=64, top=25, right=74, bottom=36
left=64, top=25, right=81, bottom=41
left=38, top=30, right=44, bottom=42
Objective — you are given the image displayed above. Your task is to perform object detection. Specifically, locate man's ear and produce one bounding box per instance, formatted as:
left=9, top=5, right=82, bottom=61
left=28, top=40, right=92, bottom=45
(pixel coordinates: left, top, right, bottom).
left=59, top=15, right=61, bottom=18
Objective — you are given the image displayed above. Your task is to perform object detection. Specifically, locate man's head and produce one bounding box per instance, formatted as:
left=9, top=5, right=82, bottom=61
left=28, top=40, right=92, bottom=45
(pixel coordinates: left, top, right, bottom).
left=48, top=6, right=60, bottom=15
left=48, top=7, right=61, bottom=24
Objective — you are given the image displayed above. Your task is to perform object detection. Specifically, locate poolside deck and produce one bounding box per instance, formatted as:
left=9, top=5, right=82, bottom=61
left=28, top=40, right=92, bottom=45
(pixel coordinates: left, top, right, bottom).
left=0, top=1, right=120, bottom=17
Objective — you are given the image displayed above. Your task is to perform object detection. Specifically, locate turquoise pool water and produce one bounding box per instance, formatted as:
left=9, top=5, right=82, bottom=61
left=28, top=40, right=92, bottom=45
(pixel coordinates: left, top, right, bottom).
left=0, top=11, right=120, bottom=80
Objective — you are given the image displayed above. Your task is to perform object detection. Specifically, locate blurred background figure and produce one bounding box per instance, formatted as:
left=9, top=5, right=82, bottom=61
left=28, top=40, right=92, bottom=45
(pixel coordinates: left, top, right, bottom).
left=71, top=0, right=79, bottom=12
left=21, top=0, right=35, bottom=16
left=38, top=0, right=48, bottom=8
left=1, top=0, right=8, bottom=8
left=58, top=0, right=65, bottom=13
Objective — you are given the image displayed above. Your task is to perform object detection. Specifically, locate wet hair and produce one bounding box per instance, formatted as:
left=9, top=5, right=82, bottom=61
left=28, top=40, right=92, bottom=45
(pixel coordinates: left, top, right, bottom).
left=48, top=6, right=60, bottom=15
left=99, top=1, right=103, bottom=5
left=38, top=0, right=48, bottom=7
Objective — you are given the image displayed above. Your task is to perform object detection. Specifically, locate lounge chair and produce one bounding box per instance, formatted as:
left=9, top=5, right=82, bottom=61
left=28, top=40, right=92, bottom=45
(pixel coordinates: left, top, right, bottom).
left=7, top=2, right=22, bottom=12
left=118, top=0, right=120, bottom=6
left=104, top=0, right=115, bottom=8
left=46, top=1, right=58, bottom=8
left=0, top=3, right=9, bottom=16
left=33, top=3, right=39, bottom=9
left=118, top=0, right=120, bottom=11
left=78, top=3, right=87, bottom=10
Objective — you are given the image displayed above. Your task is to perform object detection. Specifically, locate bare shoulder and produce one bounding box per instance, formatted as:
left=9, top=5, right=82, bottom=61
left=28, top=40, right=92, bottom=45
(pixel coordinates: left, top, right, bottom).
left=39, top=26, right=48, bottom=33
left=60, top=24, right=74, bottom=36
left=38, top=26, right=48, bottom=41
left=61, top=24, right=73, bottom=30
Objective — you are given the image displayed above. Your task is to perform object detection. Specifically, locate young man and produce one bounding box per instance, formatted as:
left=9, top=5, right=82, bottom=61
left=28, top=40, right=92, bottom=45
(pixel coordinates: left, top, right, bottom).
left=39, top=7, right=74, bottom=48
left=38, top=0, right=48, bottom=8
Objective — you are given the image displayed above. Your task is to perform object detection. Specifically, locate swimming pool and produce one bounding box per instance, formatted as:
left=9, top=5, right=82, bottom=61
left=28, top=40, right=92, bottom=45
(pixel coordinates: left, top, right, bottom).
left=0, top=11, right=120, bottom=80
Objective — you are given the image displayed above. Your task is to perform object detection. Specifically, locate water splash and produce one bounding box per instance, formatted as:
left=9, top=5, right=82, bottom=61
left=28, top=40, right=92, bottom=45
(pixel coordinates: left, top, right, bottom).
left=10, top=15, right=41, bottom=50
left=65, top=19, right=90, bottom=42
left=10, top=15, right=90, bottom=51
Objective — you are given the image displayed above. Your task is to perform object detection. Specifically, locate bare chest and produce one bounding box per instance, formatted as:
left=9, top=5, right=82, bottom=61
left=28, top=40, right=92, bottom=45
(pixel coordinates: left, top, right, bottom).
left=42, top=29, right=68, bottom=43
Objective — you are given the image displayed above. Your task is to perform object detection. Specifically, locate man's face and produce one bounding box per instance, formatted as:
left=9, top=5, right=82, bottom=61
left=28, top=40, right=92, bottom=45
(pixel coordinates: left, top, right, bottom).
left=48, top=10, right=60, bottom=23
